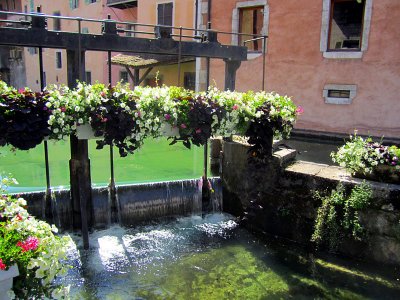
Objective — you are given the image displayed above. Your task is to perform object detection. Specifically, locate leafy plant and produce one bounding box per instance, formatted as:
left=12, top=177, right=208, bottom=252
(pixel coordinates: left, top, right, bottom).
left=311, top=182, right=373, bottom=251
left=0, top=81, right=300, bottom=157
left=89, top=84, right=142, bottom=157
left=0, top=177, right=71, bottom=299
left=0, top=82, right=51, bottom=150
left=331, top=132, right=400, bottom=182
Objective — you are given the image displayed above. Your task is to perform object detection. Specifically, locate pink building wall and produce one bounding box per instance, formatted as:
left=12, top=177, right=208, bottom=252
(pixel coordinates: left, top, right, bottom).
left=209, top=0, right=400, bottom=138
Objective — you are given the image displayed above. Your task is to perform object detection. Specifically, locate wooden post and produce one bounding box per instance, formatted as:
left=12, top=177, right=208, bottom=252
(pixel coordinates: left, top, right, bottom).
left=67, top=49, right=92, bottom=249
left=224, top=59, right=241, bottom=91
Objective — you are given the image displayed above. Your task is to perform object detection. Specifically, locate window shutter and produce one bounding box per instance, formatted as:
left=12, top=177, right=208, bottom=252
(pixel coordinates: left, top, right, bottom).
left=157, top=4, right=164, bottom=24
left=69, top=0, right=73, bottom=9
left=165, top=3, right=173, bottom=26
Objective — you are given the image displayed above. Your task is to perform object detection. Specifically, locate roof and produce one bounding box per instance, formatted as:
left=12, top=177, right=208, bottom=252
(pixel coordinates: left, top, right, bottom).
left=111, top=54, right=195, bottom=69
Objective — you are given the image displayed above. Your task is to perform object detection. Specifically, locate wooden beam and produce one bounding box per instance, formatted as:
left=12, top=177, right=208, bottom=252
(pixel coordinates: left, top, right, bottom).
left=125, top=66, right=135, bottom=83
left=138, top=67, right=153, bottom=85
left=0, top=27, right=247, bottom=61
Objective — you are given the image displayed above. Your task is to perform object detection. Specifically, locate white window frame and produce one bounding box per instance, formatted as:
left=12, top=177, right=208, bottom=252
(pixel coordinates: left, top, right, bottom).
left=323, top=84, right=357, bottom=105
left=320, top=0, right=373, bottom=59
left=231, top=0, right=269, bottom=59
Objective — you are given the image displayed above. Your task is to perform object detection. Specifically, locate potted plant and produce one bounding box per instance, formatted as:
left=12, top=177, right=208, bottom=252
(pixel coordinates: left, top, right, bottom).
left=0, top=82, right=51, bottom=150
left=331, top=132, right=400, bottom=183
left=0, top=177, right=71, bottom=299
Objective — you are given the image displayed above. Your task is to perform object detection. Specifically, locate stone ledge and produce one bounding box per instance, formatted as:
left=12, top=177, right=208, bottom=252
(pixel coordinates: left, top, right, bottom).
left=285, top=161, right=400, bottom=191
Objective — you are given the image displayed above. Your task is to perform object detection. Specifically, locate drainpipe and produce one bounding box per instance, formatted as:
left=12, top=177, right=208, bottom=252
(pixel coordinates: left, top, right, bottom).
left=195, top=0, right=199, bottom=35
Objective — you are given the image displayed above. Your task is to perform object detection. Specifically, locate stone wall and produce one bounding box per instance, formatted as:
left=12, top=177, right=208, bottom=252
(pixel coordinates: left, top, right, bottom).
left=221, top=140, right=400, bottom=265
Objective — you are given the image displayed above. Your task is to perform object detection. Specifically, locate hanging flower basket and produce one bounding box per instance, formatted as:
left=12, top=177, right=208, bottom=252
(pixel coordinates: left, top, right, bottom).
left=160, top=123, right=179, bottom=137
left=75, top=124, right=97, bottom=140
left=0, top=264, right=19, bottom=299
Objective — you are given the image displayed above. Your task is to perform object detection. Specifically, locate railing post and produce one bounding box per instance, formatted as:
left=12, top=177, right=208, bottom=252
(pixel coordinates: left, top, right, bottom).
left=67, top=48, right=92, bottom=250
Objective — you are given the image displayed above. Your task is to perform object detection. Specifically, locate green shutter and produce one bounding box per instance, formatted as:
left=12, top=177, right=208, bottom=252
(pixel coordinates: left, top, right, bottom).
left=29, top=0, right=34, bottom=12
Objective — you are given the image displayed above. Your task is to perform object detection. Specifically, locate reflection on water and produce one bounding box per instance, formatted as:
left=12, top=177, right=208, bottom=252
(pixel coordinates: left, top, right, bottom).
left=60, top=213, right=400, bottom=300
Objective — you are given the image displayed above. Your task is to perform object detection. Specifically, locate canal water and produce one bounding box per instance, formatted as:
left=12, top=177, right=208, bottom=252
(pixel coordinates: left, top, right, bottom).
left=61, top=213, right=400, bottom=300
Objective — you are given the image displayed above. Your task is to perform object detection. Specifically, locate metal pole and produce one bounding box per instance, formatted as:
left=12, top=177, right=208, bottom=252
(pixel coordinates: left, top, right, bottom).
left=39, top=45, right=52, bottom=220
left=108, top=49, right=118, bottom=224
left=262, top=35, right=266, bottom=91
left=77, top=18, right=89, bottom=250
left=177, top=26, right=183, bottom=86
left=36, top=5, right=52, bottom=221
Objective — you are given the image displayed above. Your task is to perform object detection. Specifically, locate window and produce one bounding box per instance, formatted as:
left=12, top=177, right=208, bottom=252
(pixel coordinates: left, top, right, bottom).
left=56, top=51, right=62, bottom=69
left=323, top=84, right=357, bottom=104
left=28, top=47, right=38, bottom=55
left=328, top=0, right=365, bottom=51
left=239, top=6, right=264, bottom=51
left=320, top=0, right=372, bottom=59
left=184, top=72, right=196, bottom=91
left=231, top=1, right=269, bottom=57
left=69, top=0, right=79, bottom=10
left=85, top=71, right=92, bottom=84
left=53, top=11, right=61, bottom=31
left=81, top=27, right=89, bottom=34
left=157, top=2, right=173, bottom=35
left=85, top=0, right=97, bottom=4
left=120, top=70, right=128, bottom=83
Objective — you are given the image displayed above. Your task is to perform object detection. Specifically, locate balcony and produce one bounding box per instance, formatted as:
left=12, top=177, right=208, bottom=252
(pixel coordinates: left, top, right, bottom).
left=106, top=0, right=137, bottom=9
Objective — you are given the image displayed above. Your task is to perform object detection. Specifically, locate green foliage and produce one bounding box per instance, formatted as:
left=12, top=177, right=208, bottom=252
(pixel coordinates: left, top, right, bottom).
left=331, top=132, right=400, bottom=179
left=0, top=81, right=301, bottom=157
left=311, top=182, right=373, bottom=251
left=0, top=177, right=71, bottom=299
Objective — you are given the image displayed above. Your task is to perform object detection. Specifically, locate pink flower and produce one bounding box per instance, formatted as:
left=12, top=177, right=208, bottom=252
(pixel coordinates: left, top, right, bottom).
left=17, top=236, right=39, bottom=252
left=232, top=104, right=239, bottom=110
left=137, top=111, right=141, bottom=117
left=296, top=106, right=304, bottom=115
left=0, top=258, right=6, bottom=270
left=16, top=214, right=23, bottom=221
left=164, top=114, right=171, bottom=120
left=60, top=107, right=66, bottom=112
left=101, top=117, right=108, bottom=123
left=180, top=123, right=187, bottom=129
left=195, top=128, right=202, bottom=134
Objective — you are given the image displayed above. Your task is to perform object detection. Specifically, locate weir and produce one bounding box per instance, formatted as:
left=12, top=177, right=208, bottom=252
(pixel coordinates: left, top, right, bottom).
left=20, top=178, right=223, bottom=230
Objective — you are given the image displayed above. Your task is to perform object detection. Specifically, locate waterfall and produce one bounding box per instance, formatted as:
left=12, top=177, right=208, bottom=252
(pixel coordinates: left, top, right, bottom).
left=117, top=179, right=202, bottom=227
left=16, top=177, right=223, bottom=230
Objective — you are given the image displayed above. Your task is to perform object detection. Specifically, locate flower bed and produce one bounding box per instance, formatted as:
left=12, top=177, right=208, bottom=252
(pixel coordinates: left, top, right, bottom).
left=0, top=177, right=71, bottom=299
left=331, top=133, right=400, bottom=184
left=0, top=81, right=301, bottom=158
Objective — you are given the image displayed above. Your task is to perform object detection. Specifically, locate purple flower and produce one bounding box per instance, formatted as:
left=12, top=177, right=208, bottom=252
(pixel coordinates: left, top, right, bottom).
left=164, top=114, right=171, bottom=120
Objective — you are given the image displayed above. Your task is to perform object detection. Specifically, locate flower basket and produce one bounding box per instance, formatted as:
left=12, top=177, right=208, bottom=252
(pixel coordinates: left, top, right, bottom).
left=160, top=123, right=179, bottom=137
left=355, top=165, right=400, bottom=184
left=76, top=124, right=97, bottom=140
left=0, top=264, right=19, bottom=300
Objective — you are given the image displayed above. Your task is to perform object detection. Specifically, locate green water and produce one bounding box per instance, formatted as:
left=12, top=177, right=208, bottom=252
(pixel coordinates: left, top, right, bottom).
left=0, top=138, right=204, bottom=192
left=63, top=214, right=400, bottom=300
